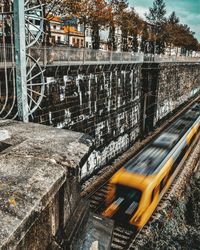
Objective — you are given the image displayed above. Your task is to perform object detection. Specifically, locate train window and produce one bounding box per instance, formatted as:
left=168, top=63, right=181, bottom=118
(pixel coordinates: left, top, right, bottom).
left=169, top=163, right=176, bottom=176
left=126, top=146, right=168, bottom=175
left=160, top=178, right=165, bottom=193
left=151, top=186, right=159, bottom=203
left=153, top=133, right=178, bottom=148
left=169, top=146, right=188, bottom=176
left=151, top=189, right=155, bottom=203
left=116, top=185, right=141, bottom=203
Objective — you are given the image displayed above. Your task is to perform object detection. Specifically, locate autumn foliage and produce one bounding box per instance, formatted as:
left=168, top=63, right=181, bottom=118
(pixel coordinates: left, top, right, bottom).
left=44, top=0, right=199, bottom=53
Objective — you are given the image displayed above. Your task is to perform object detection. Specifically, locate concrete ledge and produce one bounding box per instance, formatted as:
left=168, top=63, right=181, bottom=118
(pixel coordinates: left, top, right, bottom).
left=0, top=120, right=92, bottom=249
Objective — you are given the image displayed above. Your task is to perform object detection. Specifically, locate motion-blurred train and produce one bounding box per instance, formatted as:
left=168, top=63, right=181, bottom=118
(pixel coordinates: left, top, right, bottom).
left=102, top=102, right=200, bottom=229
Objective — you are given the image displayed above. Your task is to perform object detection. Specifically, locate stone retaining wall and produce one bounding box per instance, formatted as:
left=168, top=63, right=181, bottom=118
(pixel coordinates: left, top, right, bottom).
left=30, top=62, right=200, bottom=179
left=33, top=64, right=142, bottom=179
left=0, top=62, right=199, bottom=179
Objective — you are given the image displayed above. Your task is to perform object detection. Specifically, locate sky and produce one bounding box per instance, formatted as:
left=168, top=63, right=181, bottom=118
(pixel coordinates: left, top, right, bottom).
left=128, top=0, right=200, bottom=41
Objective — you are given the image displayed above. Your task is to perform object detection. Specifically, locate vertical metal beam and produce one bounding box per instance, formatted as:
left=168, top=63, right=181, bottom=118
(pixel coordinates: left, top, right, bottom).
left=13, top=0, right=29, bottom=122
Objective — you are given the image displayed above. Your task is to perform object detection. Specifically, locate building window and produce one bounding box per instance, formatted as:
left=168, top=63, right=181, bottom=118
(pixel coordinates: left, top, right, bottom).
left=57, top=36, right=61, bottom=43
left=77, top=38, right=80, bottom=46
left=86, top=42, right=88, bottom=48
left=53, top=25, right=56, bottom=30
left=81, top=40, right=83, bottom=46
left=51, top=36, right=55, bottom=43
left=72, top=38, right=75, bottom=45
left=86, top=29, right=90, bottom=36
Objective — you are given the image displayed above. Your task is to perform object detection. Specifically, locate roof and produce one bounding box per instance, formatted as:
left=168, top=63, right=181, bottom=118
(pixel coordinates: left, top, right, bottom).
left=63, top=26, right=84, bottom=36
left=47, top=15, right=62, bottom=23
left=48, top=15, right=84, bottom=36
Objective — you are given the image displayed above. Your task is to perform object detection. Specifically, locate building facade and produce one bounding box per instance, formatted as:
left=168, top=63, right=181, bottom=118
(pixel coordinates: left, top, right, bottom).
left=48, top=16, right=84, bottom=48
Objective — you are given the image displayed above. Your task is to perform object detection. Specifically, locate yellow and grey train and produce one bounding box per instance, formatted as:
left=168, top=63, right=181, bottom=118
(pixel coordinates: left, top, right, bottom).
left=102, top=102, right=200, bottom=229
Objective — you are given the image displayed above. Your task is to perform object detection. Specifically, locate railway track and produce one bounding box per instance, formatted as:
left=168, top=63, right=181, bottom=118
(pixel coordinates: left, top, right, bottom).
left=85, top=129, right=200, bottom=250
left=87, top=184, right=138, bottom=249
left=88, top=181, right=139, bottom=249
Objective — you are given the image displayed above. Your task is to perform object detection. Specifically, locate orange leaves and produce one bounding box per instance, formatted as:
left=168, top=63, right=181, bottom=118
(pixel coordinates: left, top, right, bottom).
left=89, top=0, right=111, bottom=26
left=8, top=196, right=17, bottom=208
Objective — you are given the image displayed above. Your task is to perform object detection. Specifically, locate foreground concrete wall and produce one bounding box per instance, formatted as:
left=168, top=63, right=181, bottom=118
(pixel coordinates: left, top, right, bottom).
left=0, top=120, right=92, bottom=249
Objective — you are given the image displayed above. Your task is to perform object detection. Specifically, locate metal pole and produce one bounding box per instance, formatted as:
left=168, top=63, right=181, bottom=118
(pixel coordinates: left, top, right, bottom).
left=13, top=0, right=29, bottom=122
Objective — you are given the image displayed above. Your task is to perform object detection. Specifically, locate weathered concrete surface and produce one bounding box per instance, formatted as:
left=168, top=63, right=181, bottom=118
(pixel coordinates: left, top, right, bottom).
left=0, top=120, right=92, bottom=249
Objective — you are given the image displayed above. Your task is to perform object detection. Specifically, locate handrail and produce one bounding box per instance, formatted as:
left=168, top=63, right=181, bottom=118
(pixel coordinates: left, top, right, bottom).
left=0, top=46, right=200, bottom=66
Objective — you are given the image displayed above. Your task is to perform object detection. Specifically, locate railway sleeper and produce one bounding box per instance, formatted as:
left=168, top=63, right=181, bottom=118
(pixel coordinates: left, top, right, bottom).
left=99, top=187, right=109, bottom=192
left=112, top=231, right=130, bottom=240
left=91, top=196, right=104, bottom=201
left=111, top=239, right=128, bottom=248
left=89, top=201, right=100, bottom=208
left=90, top=199, right=100, bottom=204
left=111, top=243, right=124, bottom=250
left=95, top=192, right=107, bottom=198
left=89, top=204, right=98, bottom=209
left=114, top=226, right=133, bottom=234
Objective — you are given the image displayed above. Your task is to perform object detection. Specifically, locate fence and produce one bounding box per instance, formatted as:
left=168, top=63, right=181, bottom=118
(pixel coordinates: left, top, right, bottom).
left=1, top=46, right=200, bottom=67
left=28, top=47, right=200, bottom=65
left=0, top=1, right=16, bottom=119
left=28, top=47, right=144, bottom=65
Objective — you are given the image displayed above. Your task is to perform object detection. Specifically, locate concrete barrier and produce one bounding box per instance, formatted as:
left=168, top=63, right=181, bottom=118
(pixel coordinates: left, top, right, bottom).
left=0, top=120, right=92, bottom=249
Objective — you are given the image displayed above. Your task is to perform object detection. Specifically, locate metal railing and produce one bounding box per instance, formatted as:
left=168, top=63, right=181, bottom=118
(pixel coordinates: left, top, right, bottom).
left=29, top=47, right=200, bottom=65
left=0, top=46, right=200, bottom=67
left=28, top=47, right=144, bottom=65
left=153, top=54, right=200, bottom=63
left=0, top=0, right=16, bottom=120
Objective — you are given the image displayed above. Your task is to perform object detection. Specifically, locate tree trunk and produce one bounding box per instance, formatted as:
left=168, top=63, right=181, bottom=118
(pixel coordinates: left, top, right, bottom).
left=122, top=30, right=128, bottom=51
left=132, top=33, right=138, bottom=52
left=83, top=23, right=86, bottom=48
left=92, top=23, right=100, bottom=50
left=108, top=24, right=116, bottom=51
left=42, top=7, right=51, bottom=46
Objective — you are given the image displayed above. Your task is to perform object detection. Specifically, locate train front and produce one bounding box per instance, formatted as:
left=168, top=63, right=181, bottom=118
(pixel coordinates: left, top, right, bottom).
left=102, top=167, right=153, bottom=229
